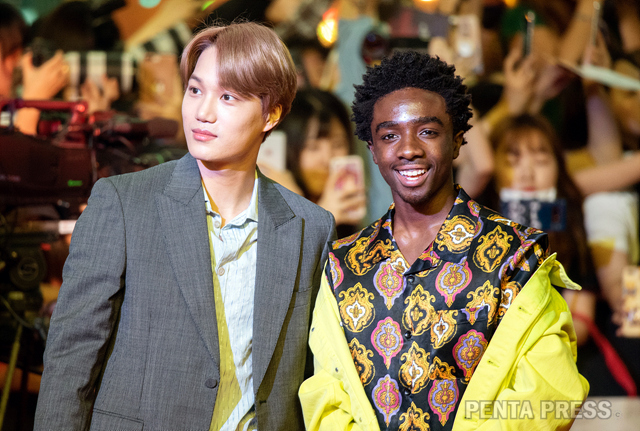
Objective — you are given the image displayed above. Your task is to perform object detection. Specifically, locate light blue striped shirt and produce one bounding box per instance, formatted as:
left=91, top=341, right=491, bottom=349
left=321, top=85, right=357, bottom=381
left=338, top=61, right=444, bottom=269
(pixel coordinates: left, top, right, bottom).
left=204, top=178, right=258, bottom=431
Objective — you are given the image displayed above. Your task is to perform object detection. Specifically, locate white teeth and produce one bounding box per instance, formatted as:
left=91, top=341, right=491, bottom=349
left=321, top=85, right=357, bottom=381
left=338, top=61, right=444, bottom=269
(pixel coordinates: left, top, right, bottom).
left=398, top=169, right=425, bottom=177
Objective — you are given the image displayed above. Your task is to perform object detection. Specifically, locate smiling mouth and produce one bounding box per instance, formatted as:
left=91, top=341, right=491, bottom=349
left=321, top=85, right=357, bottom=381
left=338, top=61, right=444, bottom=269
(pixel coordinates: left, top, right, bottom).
left=397, top=168, right=426, bottom=180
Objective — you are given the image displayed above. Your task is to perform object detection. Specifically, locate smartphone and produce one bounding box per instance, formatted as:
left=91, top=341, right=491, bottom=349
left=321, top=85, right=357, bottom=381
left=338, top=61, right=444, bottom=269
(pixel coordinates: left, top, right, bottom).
left=452, top=14, right=484, bottom=75
left=523, top=11, right=535, bottom=57
left=590, top=1, right=602, bottom=47
left=257, top=131, right=287, bottom=171
left=500, top=198, right=566, bottom=232
left=329, top=155, right=365, bottom=191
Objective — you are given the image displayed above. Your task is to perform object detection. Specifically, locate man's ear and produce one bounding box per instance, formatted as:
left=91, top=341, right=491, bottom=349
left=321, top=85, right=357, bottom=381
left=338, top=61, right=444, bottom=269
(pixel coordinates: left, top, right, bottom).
left=452, top=131, right=464, bottom=159
left=367, top=141, right=379, bottom=165
left=263, top=105, right=283, bottom=133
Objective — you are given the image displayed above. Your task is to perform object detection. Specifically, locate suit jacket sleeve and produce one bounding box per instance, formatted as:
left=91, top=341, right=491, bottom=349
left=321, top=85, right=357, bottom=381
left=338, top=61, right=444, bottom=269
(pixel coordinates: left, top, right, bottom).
left=35, top=178, right=127, bottom=430
left=303, top=215, right=337, bottom=381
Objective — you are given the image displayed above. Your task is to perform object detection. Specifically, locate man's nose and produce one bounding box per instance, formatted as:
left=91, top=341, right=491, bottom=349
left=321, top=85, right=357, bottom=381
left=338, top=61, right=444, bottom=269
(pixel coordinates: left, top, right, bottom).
left=397, top=134, right=425, bottom=160
left=196, top=97, right=216, bottom=123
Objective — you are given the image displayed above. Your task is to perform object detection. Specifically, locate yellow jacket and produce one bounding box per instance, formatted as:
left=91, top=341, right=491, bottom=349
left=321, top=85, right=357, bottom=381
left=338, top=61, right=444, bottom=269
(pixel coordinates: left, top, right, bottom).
left=299, top=254, right=590, bottom=430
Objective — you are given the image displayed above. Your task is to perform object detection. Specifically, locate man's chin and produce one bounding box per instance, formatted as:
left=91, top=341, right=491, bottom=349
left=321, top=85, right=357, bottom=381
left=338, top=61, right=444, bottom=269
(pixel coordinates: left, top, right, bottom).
left=395, top=190, right=431, bottom=207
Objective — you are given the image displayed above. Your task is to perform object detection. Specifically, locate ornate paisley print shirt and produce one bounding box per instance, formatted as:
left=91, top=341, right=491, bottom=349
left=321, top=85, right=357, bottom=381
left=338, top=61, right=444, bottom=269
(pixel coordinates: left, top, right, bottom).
left=325, top=187, right=549, bottom=431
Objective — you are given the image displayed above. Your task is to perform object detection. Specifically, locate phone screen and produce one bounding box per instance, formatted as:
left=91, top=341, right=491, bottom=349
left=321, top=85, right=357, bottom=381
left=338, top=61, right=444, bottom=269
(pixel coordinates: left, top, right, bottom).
left=329, top=155, right=365, bottom=191
left=500, top=198, right=566, bottom=232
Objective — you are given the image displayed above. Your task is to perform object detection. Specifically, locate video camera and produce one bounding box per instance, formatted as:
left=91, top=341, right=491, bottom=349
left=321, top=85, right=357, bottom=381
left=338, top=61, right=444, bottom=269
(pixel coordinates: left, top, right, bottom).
left=0, top=98, right=180, bottom=205
left=0, top=98, right=180, bottom=347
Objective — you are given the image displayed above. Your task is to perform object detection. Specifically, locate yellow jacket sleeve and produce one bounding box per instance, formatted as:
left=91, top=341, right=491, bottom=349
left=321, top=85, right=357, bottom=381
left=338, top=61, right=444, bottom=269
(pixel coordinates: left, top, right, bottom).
left=455, top=255, right=590, bottom=431
left=299, top=272, right=380, bottom=431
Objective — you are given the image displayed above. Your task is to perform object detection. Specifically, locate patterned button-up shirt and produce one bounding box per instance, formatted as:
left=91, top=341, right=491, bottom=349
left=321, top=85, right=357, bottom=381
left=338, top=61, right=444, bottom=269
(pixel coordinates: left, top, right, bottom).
left=325, top=187, right=549, bottom=431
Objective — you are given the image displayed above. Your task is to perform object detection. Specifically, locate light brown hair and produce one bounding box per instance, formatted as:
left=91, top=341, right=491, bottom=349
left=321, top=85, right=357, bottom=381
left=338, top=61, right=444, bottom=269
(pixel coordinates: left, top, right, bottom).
left=180, top=22, right=297, bottom=126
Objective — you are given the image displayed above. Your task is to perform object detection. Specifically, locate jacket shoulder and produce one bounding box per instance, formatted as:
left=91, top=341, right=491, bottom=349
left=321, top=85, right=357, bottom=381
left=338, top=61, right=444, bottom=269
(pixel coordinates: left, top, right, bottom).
left=100, top=159, right=179, bottom=189
left=272, top=181, right=333, bottom=221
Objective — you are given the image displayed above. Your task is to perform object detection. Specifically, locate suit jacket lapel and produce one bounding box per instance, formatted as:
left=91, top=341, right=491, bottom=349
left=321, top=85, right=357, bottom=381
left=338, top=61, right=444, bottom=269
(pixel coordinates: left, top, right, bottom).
left=155, top=161, right=301, bottom=391
left=253, top=174, right=302, bottom=392
left=155, top=154, right=219, bottom=364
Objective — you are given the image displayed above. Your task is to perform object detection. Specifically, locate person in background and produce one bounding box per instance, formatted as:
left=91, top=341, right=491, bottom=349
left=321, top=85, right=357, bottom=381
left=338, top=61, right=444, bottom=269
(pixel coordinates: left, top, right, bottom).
left=609, top=56, right=640, bottom=150
left=484, top=114, right=599, bottom=346
left=0, top=1, right=27, bottom=100
left=582, top=53, right=640, bottom=395
left=34, top=22, right=335, bottom=431
left=30, top=0, right=120, bottom=115
left=483, top=37, right=640, bottom=196
left=488, top=30, right=640, bottom=395
left=278, top=88, right=367, bottom=235
left=486, top=114, right=639, bottom=396
left=481, top=0, right=604, bottom=157
left=0, top=1, right=68, bottom=133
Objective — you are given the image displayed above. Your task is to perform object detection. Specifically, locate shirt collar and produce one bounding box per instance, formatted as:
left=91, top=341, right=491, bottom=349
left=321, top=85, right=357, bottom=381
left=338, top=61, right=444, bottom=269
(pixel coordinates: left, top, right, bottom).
left=203, top=171, right=259, bottom=226
left=370, top=185, right=482, bottom=272
left=243, top=174, right=259, bottom=224
left=427, top=185, right=483, bottom=263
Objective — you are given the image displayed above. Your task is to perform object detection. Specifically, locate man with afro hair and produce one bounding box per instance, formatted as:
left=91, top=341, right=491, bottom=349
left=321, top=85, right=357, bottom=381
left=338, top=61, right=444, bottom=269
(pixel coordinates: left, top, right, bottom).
left=299, top=51, right=588, bottom=430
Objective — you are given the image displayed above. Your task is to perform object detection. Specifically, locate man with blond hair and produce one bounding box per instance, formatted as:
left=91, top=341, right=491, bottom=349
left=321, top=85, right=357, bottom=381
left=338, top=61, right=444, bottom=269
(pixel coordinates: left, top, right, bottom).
left=35, top=22, right=335, bottom=431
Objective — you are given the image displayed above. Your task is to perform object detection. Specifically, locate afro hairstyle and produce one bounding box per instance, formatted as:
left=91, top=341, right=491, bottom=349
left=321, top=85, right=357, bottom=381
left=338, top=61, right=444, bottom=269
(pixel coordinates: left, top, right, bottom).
left=352, top=51, right=473, bottom=144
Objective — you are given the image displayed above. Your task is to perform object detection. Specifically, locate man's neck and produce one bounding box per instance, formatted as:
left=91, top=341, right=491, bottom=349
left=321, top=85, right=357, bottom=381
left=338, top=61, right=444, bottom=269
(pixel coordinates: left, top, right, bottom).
left=198, top=161, right=257, bottom=226
left=392, top=185, right=457, bottom=265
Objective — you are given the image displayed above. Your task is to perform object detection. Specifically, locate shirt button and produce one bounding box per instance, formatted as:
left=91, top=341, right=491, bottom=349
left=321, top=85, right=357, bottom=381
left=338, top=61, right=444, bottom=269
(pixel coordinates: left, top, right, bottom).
left=218, top=267, right=225, bottom=276
left=406, top=275, right=415, bottom=284
left=214, top=220, right=221, bottom=228
left=403, top=387, right=411, bottom=396
left=205, top=378, right=218, bottom=389
left=404, top=330, right=412, bottom=340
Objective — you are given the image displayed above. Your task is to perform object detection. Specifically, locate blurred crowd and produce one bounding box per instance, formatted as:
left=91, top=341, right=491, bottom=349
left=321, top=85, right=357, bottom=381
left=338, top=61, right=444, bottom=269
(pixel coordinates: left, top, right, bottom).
left=2, top=0, right=640, bottom=400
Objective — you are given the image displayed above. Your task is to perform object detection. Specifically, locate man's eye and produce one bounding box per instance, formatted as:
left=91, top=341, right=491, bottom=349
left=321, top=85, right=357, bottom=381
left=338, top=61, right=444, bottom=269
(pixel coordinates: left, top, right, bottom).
left=420, top=129, right=436, bottom=136
left=221, top=94, right=235, bottom=101
left=188, top=86, right=201, bottom=95
left=381, top=133, right=396, bottom=140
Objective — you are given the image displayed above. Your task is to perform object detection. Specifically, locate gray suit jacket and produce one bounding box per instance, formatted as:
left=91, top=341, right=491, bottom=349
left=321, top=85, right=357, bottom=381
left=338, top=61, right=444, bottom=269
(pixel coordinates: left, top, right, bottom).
left=34, top=153, right=335, bottom=431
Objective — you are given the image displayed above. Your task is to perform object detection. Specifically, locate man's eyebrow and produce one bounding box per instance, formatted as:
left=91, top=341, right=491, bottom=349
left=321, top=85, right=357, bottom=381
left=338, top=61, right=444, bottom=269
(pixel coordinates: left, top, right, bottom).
left=375, top=116, right=444, bottom=133
left=188, top=74, right=203, bottom=84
